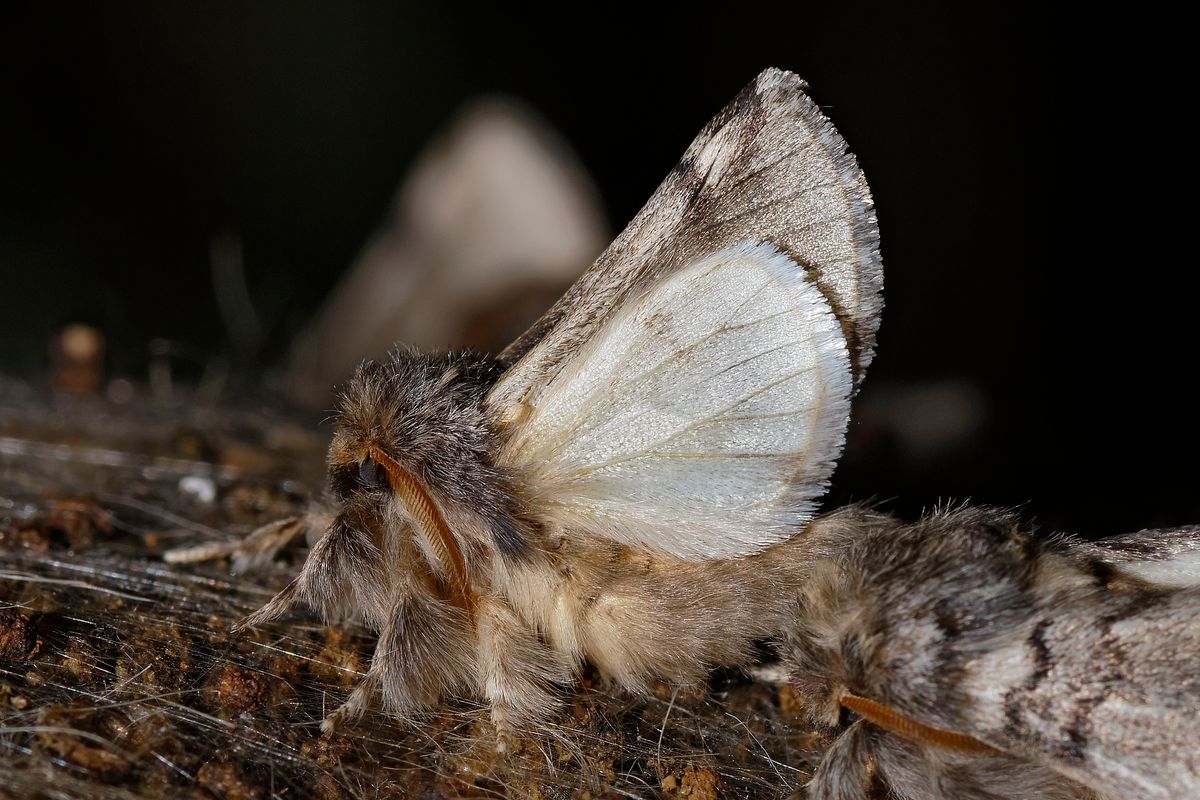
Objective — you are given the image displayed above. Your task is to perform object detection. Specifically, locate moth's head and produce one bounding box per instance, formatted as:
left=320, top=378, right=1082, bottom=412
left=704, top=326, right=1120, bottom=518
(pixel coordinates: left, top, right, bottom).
left=326, top=347, right=528, bottom=571
left=328, top=348, right=504, bottom=501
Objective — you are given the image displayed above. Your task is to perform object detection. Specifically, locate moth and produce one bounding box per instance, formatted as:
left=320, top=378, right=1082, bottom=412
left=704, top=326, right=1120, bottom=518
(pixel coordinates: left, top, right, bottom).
left=169, top=70, right=1199, bottom=800
left=287, top=98, right=607, bottom=407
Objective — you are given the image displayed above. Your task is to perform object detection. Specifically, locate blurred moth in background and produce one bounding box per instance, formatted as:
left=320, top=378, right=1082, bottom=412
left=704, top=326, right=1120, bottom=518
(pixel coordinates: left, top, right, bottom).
left=169, top=70, right=1199, bottom=800
left=287, top=98, right=609, bottom=408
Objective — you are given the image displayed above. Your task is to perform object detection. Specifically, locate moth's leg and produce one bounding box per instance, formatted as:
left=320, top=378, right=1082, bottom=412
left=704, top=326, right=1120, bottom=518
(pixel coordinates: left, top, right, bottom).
left=320, top=670, right=381, bottom=735
left=234, top=507, right=380, bottom=632
left=164, top=501, right=336, bottom=572
left=233, top=576, right=301, bottom=632
left=164, top=517, right=305, bottom=566
left=474, top=596, right=571, bottom=751
left=321, top=582, right=476, bottom=734
left=808, top=719, right=877, bottom=800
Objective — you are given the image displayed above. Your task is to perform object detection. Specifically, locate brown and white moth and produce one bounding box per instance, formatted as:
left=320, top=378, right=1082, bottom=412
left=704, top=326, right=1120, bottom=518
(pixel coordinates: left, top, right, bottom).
left=168, top=70, right=1199, bottom=800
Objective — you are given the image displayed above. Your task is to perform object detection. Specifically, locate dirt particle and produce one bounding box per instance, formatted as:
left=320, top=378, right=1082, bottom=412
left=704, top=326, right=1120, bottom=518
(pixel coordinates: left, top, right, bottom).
left=0, top=609, right=41, bottom=663
left=778, top=683, right=804, bottom=717
left=209, top=665, right=270, bottom=715
left=661, top=766, right=721, bottom=800
left=59, top=635, right=98, bottom=683
left=34, top=706, right=131, bottom=779
left=311, top=628, right=365, bottom=686
left=1, top=499, right=114, bottom=552
left=46, top=498, right=114, bottom=550
left=312, top=772, right=348, bottom=800
left=0, top=526, right=50, bottom=552
left=300, top=732, right=352, bottom=767
left=67, top=742, right=131, bottom=778
left=50, top=323, right=105, bottom=394
left=197, top=760, right=263, bottom=800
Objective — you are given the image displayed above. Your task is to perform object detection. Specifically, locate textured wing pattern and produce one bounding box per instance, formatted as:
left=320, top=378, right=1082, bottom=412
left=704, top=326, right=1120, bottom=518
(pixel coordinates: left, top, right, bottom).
left=491, top=68, right=880, bottom=412
left=498, top=242, right=852, bottom=559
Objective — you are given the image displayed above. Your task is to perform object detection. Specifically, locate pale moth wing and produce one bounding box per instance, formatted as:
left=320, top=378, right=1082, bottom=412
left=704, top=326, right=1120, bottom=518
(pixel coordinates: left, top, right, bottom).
left=497, top=241, right=852, bottom=558
left=489, top=69, right=881, bottom=559
left=959, top=542, right=1200, bottom=800
left=491, top=67, right=881, bottom=409
left=1082, top=525, right=1200, bottom=588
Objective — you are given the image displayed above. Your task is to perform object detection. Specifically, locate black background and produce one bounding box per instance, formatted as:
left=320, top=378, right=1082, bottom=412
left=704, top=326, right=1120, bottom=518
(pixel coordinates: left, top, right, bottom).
left=2, top=6, right=1195, bottom=537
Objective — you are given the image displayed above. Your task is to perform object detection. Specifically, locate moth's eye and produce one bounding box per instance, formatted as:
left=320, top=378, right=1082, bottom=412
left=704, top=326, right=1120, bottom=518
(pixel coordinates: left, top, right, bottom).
left=358, top=455, right=390, bottom=493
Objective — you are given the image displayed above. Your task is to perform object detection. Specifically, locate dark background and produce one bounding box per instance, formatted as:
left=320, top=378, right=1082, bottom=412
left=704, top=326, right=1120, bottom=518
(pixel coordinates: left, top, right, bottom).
left=2, top=6, right=1195, bottom=537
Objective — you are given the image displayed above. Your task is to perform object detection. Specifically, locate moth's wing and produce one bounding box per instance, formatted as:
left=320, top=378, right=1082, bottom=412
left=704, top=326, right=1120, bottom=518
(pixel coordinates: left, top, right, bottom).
left=957, top=528, right=1200, bottom=798
left=495, top=241, right=853, bottom=559
left=492, top=68, right=881, bottom=414
left=845, top=516, right=1200, bottom=799
left=966, top=582, right=1200, bottom=799
left=1083, top=525, right=1200, bottom=588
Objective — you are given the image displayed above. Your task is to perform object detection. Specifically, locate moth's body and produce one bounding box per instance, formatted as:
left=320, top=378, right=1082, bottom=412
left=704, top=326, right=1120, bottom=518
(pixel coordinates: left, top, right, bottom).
left=257, top=348, right=819, bottom=733
left=786, top=506, right=1200, bottom=800
left=171, top=69, right=1199, bottom=799
left=240, top=347, right=1200, bottom=798
left=503, top=525, right=807, bottom=690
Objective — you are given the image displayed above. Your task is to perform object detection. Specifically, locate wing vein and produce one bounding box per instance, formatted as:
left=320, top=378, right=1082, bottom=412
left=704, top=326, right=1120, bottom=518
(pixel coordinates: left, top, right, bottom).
left=538, top=274, right=790, bottom=446
left=715, top=140, right=818, bottom=195
left=565, top=335, right=808, bottom=455
left=557, top=363, right=818, bottom=477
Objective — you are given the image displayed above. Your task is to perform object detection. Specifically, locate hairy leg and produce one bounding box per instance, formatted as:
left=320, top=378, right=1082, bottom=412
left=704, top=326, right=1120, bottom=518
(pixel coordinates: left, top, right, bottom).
left=164, top=501, right=336, bottom=572
left=322, top=581, right=477, bottom=733
left=474, top=596, right=571, bottom=750
left=808, top=719, right=875, bottom=800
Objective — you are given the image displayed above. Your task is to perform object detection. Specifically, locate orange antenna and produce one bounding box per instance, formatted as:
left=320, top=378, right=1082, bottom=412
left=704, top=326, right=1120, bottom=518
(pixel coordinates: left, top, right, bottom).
left=840, top=693, right=1001, bottom=756
left=370, top=446, right=475, bottom=611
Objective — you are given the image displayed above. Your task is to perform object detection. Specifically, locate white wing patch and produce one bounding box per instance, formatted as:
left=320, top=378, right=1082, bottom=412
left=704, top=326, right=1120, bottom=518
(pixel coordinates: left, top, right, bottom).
left=496, top=241, right=853, bottom=559
left=1121, top=550, right=1200, bottom=588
